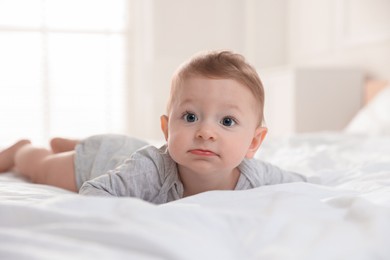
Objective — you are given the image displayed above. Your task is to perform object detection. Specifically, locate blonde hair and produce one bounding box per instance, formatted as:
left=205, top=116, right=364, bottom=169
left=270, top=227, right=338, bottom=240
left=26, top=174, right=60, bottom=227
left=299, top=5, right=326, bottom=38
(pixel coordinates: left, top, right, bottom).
left=167, top=50, right=265, bottom=126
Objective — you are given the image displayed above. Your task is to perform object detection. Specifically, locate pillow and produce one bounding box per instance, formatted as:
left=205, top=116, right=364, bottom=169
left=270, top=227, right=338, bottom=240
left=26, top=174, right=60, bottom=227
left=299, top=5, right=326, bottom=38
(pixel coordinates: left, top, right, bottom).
left=345, top=86, right=390, bottom=135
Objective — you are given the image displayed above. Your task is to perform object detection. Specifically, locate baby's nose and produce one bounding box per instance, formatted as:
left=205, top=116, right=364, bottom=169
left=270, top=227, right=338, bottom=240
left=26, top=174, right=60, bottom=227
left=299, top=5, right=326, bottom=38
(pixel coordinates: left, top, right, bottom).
left=196, top=123, right=217, bottom=141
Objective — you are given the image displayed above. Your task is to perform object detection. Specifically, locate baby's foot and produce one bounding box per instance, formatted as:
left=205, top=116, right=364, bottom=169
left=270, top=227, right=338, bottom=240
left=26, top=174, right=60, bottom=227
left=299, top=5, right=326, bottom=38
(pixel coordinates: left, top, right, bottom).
left=50, top=137, right=79, bottom=153
left=0, top=139, right=31, bottom=172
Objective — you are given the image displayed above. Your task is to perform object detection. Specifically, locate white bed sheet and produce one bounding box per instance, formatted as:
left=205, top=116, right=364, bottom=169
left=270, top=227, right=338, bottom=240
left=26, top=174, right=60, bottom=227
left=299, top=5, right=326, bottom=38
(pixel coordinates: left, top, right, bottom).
left=1, top=133, right=390, bottom=260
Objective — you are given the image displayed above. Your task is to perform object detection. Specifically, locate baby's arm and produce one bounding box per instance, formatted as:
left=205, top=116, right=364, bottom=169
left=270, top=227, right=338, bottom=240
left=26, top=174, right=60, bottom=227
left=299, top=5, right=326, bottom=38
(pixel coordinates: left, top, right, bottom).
left=78, top=172, right=125, bottom=196
left=264, top=161, right=307, bottom=184
left=79, top=147, right=162, bottom=199
left=79, top=159, right=146, bottom=197
left=249, top=159, right=307, bottom=186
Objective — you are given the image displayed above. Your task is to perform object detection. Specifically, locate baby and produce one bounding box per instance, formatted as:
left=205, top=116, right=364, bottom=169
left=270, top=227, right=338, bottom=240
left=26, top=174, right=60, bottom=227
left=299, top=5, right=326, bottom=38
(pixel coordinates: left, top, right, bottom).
left=0, top=50, right=306, bottom=204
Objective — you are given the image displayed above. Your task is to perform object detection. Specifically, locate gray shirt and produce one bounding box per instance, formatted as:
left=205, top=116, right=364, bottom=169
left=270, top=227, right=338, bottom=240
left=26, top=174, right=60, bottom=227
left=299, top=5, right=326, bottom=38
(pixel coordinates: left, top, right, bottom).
left=79, top=145, right=306, bottom=204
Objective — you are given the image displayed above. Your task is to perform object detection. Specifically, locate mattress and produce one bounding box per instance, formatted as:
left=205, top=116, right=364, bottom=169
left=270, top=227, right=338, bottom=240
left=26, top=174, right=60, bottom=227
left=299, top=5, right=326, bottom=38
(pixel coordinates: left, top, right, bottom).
left=1, top=132, right=389, bottom=259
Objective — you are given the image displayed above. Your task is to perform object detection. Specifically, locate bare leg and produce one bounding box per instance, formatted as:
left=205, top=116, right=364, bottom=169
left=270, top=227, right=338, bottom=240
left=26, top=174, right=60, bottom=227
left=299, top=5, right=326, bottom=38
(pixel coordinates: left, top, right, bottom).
left=50, top=137, right=80, bottom=153
left=0, top=140, right=31, bottom=172
left=14, top=144, right=77, bottom=192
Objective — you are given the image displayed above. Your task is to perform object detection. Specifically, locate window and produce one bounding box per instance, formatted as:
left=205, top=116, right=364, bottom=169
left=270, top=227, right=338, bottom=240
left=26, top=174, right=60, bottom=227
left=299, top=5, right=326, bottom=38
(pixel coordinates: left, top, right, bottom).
left=0, top=0, right=129, bottom=145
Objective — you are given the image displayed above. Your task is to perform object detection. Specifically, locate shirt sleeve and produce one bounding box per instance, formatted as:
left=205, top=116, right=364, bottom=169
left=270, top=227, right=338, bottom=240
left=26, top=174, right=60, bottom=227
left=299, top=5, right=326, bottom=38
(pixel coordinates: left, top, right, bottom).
left=79, top=146, right=164, bottom=200
left=240, top=159, right=307, bottom=188
left=260, top=161, right=307, bottom=184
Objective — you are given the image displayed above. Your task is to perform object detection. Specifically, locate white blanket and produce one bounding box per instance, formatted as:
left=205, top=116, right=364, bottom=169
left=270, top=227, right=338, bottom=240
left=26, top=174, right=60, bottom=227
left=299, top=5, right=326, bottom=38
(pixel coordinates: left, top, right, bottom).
left=1, top=133, right=390, bottom=260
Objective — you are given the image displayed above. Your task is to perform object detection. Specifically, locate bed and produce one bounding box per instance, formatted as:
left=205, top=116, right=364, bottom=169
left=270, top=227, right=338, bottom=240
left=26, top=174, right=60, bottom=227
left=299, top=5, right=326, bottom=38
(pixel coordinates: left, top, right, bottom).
left=1, top=83, right=390, bottom=260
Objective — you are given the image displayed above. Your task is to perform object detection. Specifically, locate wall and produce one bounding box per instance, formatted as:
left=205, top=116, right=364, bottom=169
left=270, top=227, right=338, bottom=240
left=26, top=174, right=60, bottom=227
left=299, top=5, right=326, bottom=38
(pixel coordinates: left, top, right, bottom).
left=126, top=0, right=288, bottom=140
left=125, top=0, right=390, bottom=140
left=288, top=0, right=390, bottom=80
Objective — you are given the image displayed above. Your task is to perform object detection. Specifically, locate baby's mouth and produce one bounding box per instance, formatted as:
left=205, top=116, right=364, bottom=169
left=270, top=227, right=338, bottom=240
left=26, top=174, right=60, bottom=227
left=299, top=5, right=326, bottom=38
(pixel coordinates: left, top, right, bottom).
left=189, top=149, right=218, bottom=157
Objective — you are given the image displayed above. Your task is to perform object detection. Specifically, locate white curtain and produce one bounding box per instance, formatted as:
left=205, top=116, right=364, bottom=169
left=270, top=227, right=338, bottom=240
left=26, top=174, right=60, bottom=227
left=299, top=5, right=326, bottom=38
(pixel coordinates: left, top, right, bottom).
left=0, top=0, right=129, bottom=146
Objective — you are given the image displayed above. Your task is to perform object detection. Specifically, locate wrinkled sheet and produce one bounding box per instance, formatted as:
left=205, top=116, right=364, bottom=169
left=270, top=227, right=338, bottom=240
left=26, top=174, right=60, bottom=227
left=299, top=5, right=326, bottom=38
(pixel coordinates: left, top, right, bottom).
left=1, top=133, right=390, bottom=260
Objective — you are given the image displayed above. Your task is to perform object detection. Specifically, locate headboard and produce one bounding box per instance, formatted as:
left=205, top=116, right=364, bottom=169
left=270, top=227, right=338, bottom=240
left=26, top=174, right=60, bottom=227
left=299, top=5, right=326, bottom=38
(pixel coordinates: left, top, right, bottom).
left=259, top=67, right=364, bottom=137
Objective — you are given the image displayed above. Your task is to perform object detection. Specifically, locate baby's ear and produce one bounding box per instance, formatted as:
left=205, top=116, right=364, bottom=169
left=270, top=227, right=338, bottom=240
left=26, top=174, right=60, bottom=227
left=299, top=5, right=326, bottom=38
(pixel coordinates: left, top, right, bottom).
left=160, top=115, right=169, bottom=141
left=245, top=127, right=267, bottom=159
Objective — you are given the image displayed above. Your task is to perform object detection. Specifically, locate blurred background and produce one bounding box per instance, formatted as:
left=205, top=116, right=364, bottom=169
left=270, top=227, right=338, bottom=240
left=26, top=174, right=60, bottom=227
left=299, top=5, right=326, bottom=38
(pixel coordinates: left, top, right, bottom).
left=0, top=0, right=389, bottom=145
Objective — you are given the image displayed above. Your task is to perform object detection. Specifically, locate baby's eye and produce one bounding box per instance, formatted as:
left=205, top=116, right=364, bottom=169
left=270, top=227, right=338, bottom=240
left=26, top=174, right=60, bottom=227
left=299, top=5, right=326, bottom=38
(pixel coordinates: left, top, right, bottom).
left=183, top=112, right=198, bottom=123
left=221, top=117, right=236, bottom=127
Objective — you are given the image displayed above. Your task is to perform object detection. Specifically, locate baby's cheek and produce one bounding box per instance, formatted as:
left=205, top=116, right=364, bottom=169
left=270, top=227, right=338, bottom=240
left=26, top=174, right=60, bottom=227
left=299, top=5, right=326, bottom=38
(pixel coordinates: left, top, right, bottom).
left=226, top=142, right=250, bottom=161
left=167, top=139, right=181, bottom=158
left=167, top=145, right=183, bottom=166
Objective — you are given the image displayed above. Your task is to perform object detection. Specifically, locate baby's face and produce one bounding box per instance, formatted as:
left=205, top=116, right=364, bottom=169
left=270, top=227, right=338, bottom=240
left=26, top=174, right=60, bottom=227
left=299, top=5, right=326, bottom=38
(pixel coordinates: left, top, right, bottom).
left=161, top=76, right=266, bottom=177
